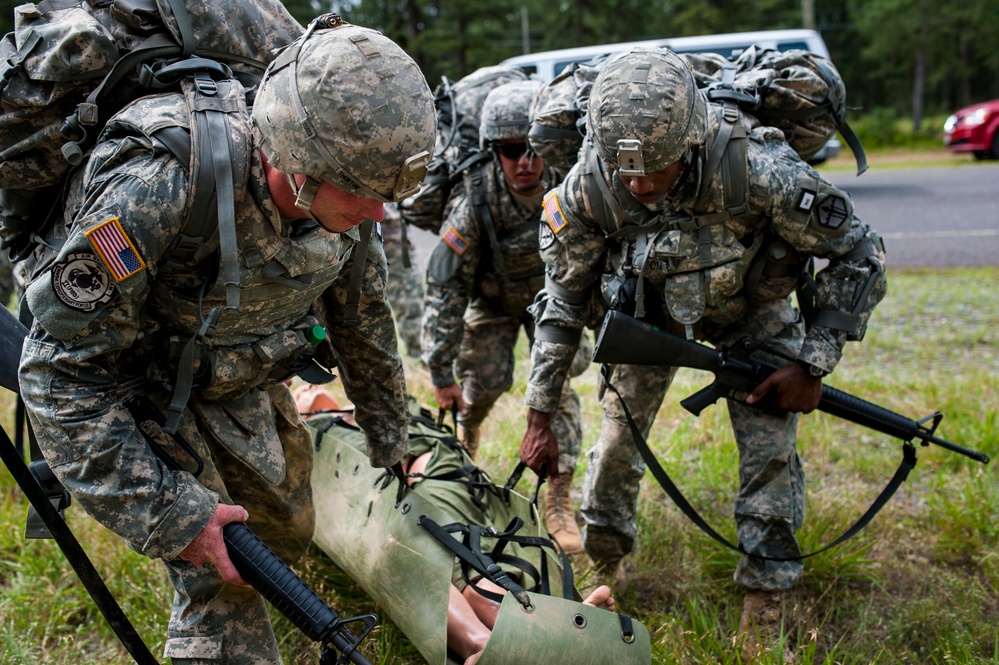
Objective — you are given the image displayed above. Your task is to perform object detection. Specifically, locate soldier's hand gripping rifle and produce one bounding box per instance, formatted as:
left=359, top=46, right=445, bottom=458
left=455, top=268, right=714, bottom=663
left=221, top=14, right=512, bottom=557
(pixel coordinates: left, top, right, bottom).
left=592, top=310, right=990, bottom=465
left=0, top=307, right=376, bottom=665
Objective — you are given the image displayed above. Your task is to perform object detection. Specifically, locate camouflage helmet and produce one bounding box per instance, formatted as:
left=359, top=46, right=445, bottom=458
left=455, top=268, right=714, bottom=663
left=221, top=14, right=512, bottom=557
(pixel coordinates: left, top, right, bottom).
left=586, top=47, right=707, bottom=175
left=479, top=80, right=545, bottom=148
left=252, top=14, right=435, bottom=206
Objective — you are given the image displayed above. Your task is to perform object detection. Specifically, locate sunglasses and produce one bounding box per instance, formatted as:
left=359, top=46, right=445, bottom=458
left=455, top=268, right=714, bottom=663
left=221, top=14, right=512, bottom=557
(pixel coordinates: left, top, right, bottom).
left=495, top=142, right=531, bottom=160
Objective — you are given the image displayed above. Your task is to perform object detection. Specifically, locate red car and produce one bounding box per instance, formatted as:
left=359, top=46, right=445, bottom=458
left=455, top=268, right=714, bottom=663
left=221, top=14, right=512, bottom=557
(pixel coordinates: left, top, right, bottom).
left=943, top=99, right=999, bottom=159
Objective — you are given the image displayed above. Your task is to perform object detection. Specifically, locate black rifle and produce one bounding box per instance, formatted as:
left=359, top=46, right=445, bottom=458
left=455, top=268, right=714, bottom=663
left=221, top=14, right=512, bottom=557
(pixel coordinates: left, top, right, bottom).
left=592, top=310, right=990, bottom=465
left=0, top=307, right=375, bottom=665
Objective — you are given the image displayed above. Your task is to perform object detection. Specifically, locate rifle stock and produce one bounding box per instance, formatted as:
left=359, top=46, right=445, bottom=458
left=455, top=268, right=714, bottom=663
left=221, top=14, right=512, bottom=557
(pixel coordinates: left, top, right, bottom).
left=592, top=310, right=990, bottom=464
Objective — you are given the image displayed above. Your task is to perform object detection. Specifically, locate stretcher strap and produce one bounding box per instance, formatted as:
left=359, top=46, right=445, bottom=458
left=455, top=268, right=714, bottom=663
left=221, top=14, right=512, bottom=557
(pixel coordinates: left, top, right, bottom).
left=417, top=515, right=533, bottom=608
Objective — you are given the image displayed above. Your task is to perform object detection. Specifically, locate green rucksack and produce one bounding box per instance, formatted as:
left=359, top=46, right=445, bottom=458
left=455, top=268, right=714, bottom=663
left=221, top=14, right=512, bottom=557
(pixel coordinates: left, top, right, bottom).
left=0, top=0, right=303, bottom=261
left=528, top=45, right=867, bottom=178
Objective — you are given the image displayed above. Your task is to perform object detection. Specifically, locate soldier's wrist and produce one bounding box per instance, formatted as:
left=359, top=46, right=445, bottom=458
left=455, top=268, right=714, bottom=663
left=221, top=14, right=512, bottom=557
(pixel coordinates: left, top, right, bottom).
left=795, top=359, right=829, bottom=379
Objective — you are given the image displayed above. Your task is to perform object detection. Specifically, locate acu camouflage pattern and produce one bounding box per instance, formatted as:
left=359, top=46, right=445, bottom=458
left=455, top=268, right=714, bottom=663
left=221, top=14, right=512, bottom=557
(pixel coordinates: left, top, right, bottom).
left=586, top=48, right=708, bottom=174
left=527, top=58, right=604, bottom=177
left=478, top=79, right=544, bottom=146
left=252, top=19, right=436, bottom=203
left=438, top=65, right=529, bottom=156
left=381, top=202, right=425, bottom=358
left=421, top=150, right=586, bottom=470
left=530, top=46, right=851, bottom=179
left=19, top=90, right=408, bottom=662
left=0, top=0, right=302, bottom=192
left=527, top=80, right=886, bottom=588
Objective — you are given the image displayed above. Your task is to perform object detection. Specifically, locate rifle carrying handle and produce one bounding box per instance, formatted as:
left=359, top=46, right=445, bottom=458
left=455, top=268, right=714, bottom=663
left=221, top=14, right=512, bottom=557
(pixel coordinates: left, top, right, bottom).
left=222, top=523, right=375, bottom=665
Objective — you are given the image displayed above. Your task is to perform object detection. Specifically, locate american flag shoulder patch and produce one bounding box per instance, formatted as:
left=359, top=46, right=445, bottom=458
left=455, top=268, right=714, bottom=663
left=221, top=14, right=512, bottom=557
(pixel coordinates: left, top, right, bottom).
left=442, top=225, right=469, bottom=255
left=543, top=192, right=568, bottom=234
left=85, top=217, right=146, bottom=282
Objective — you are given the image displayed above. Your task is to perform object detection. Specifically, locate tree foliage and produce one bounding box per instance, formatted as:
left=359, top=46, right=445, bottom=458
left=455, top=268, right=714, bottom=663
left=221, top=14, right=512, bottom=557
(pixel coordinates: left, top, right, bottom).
left=297, top=0, right=999, bottom=118
left=0, top=0, right=997, bottom=126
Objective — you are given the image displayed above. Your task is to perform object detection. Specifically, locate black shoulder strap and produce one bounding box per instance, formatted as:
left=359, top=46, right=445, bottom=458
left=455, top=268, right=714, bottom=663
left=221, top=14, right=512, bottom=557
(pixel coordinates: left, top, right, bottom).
left=466, top=160, right=512, bottom=290
left=340, top=219, right=374, bottom=326
left=599, top=364, right=918, bottom=561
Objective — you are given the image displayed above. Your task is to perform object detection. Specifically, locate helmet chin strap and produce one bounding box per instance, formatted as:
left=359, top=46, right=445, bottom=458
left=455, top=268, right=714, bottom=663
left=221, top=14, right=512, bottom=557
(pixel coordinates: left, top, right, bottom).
left=286, top=174, right=321, bottom=221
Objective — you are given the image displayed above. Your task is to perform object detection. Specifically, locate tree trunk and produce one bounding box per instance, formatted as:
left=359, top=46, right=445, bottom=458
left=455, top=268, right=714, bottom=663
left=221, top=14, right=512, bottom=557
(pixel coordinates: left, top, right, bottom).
left=403, top=0, right=422, bottom=64
left=911, top=24, right=926, bottom=132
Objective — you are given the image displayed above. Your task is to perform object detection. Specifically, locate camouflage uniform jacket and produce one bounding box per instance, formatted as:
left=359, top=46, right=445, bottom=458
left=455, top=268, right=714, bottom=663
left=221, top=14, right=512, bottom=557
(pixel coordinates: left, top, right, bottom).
left=422, top=157, right=561, bottom=387
left=526, top=107, right=887, bottom=412
left=18, top=92, right=408, bottom=560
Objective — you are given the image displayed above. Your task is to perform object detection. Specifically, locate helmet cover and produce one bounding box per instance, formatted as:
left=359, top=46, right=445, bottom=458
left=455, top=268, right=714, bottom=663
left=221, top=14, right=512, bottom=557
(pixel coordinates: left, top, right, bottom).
left=586, top=47, right=707, bottom=175
left=252, top=15, right=436, bottom=202
left=478, top=79, right=544, bottom=148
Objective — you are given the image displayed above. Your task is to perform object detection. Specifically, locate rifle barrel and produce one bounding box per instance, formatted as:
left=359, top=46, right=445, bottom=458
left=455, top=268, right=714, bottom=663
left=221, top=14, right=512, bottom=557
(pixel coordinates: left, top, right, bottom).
left=820, top=386, right=989, bottom=464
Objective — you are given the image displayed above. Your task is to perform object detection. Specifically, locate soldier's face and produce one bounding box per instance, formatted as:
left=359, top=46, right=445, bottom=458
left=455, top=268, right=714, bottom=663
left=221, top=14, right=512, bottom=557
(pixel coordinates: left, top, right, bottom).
left=619, top=159, right=685, bottom=204
left=300, top=176, right=385, bottom=232
left=496, top=139, right=545, bottom=195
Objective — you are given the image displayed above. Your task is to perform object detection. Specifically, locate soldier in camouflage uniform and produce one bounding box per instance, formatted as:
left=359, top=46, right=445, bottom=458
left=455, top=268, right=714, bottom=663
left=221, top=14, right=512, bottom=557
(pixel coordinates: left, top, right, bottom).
left=421, top=80, right=588, bottom=554
left=381, top=201, right=425, bottom=358
left=18, top=17, right=435, bottom=664
left=519, top=48, right=887, bottom=658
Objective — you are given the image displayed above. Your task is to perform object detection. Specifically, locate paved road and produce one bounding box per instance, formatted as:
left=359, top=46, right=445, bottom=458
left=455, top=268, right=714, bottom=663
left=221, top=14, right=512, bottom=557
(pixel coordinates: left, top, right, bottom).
left=825, top=163, right=999, bottom=267
left=406, top=162, right=999, bottom=269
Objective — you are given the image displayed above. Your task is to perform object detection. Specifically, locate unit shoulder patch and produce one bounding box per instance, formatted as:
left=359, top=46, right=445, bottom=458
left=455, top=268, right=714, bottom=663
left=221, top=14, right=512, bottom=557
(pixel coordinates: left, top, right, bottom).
left=52, top=253, right=116, bottom=311
left=85, top=217, right=146, bottom=281
left=816, top=195, right=850, bottom=230
left=538, top=221, right=555, bottom=251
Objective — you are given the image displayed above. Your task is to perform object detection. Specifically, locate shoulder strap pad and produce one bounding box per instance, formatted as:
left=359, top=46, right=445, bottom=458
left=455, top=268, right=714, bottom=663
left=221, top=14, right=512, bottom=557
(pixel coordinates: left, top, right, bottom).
left=181, top=71, right=251, bottom=312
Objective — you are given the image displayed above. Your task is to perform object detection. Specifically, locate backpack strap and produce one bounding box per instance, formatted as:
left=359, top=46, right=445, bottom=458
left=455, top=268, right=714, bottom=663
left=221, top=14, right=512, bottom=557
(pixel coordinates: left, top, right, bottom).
left=183, top=71, right=250, bottom=313
left=340, top=219, right=374, bottom=326
left=64, top=33, right=185, bottom=164
left=417, top=514, right=576, bottom=606
left=466, top=159, right=514, bottom=292
left=582, top=141, right=632, bottom=236
left=146, top=64, right=252, bottom=433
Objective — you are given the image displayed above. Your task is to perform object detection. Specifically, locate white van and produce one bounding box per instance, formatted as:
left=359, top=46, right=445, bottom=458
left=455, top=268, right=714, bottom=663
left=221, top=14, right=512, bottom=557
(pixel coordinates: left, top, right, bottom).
left=500, top=29, right=831, bottom=82
left=501, top=29, right=840, bottom=162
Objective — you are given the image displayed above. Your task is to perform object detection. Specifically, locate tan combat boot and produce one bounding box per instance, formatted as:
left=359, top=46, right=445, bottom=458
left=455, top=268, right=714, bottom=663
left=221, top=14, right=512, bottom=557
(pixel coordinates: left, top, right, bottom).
left=737, top=589, right=793, bottom=663
left=544, top=473, right=582, bottom=555
left=458, top=426, right=480, bottom=460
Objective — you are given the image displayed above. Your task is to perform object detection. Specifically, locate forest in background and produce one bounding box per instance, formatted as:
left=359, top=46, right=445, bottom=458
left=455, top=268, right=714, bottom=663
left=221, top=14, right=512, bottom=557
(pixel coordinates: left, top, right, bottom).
left=1, top=0, right=997, bottom=131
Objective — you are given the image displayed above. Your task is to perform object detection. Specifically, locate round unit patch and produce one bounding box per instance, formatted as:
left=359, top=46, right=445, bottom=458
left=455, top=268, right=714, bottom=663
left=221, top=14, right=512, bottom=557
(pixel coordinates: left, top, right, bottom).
left=52, top=253, right=116, bottom=311
left=539, top=221, right=555, bottom=251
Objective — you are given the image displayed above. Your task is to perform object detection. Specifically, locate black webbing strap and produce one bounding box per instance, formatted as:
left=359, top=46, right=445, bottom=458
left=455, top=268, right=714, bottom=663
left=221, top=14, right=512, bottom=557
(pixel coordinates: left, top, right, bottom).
left=404, top=462, right=498, bottom=512
left=341, top=220, right=374, bottom=325
left=417, top=515, right=533, bottom=607
left=599, top=364, right=919, bottom=561
left=468, top=161, right=513, bottom=293
left=0, top=425, right=160, bottom=665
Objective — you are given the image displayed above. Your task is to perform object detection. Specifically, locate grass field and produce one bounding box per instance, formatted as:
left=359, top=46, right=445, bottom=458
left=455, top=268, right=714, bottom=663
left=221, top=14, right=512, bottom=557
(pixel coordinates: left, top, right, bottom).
left=1, top=265, right=996, bottom=665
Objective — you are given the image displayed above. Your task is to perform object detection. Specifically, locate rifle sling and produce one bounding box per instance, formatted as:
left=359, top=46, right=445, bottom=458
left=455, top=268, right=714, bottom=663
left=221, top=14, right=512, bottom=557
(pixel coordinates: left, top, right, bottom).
left=0, top=424, right=161, bottom=665
left=599, top=364, right=918, bottom=561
